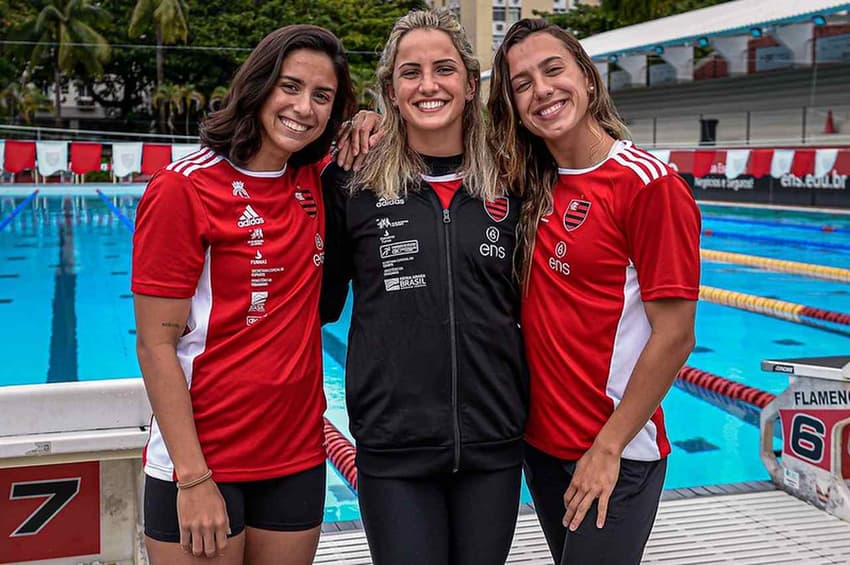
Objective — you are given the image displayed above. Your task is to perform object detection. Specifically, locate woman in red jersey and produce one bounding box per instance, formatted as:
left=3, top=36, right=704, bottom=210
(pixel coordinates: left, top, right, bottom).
left=132, top=25, right=355, bottom=564
left=487, top=19, right=700, bottom=565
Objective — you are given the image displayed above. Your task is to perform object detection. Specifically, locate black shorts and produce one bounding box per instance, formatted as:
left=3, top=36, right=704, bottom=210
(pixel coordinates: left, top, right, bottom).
left=144, top=463, right=326, bottom=543
left=524, top=442, right=666, bottom=565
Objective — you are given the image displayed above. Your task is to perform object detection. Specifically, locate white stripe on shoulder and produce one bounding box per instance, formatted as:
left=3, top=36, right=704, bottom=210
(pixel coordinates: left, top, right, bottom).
left=620, top=147, right=661, bottom=181
left=174, top=149, right=216, bottom=174
left=611, top=153, right=651, bottom=185
left=167, top=148, right=212, bottom=172
left=626, top=145, right=669, bottom=177
left=182, top=155, right=224, bottom=177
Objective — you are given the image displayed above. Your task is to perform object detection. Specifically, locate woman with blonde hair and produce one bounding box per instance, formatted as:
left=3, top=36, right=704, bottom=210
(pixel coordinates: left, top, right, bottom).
left=487, top=19, right=700, bottom=565
left=322, top=9, right=528, bottom=565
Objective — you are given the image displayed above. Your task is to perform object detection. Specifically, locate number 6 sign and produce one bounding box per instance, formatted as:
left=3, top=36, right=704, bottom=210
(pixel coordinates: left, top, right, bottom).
left=0, top=462, right=100, bottom=563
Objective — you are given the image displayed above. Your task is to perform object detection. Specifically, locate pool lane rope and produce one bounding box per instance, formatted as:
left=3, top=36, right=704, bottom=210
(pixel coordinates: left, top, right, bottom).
left=324, top=368, right=774, bottom=491
left=699, top=285, right=850, bottom=335
left=677, top=365, right=775, bottom=409
left=701, top=249, right=850, bottom=283
left=95, top=189, right=134, bottom=233
left=324, top=418, right=357, bottom=492
left=701, top=229, right=850, bottom=252
left=702, top=214, right=849, bottom=234
left=0, top=190, right=39, bottom=232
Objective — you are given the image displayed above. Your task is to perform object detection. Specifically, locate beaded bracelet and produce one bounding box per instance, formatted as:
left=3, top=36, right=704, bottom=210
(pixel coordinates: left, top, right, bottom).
left=177, top=469, right=213, bottom=490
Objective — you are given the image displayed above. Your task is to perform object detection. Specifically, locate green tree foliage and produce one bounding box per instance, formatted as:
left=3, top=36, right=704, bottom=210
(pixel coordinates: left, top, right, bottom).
left=540, top=0, right=732, bottom=39
left=128, top=0, right=189, bottom=87
left=19, top=0, right=111, bottom=126
left=3, top=0, right=425, bottom=132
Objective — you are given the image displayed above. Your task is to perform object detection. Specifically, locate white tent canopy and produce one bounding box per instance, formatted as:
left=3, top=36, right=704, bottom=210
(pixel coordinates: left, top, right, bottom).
left=581, top=0, right=850, bottom=59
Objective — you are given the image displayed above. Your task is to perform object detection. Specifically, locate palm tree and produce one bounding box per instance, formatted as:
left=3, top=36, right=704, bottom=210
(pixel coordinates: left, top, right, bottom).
left=22, top=0, right=111, bottom=127
left=208, top=85, right=228, bottom=112
left=350, top=65, right=379, bottom=109
left=151, top=81, right=182, bottom=137
left=178, top=83, right=204, bottom=135
left=18, top=85, right=53, bottom=124
left=128, top=0, right=189, bottom=89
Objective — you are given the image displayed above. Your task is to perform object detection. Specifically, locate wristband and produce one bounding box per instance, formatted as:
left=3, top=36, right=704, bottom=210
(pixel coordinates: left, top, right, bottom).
left=177, top=469, right=212, bottom=490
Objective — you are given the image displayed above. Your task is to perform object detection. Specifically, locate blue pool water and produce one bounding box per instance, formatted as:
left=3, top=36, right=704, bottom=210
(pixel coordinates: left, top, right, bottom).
left=1, top=193, right=849, bottom=523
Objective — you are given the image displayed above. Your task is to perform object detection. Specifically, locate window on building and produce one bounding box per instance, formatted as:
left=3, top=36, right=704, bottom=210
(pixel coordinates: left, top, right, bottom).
left=507, top=6, right=521, bottom=24
left=493, top=6, right=506, bottom=21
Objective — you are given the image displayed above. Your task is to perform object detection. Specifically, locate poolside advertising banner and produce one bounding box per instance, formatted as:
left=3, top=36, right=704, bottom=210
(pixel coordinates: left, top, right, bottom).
left=0, top=461, right=100, bottom=563
left=682, top=172, right=850, bottom=208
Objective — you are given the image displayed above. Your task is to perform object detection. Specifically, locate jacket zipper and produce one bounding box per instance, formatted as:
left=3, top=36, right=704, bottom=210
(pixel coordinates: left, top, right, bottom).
left=442, top=206, right=461, bottom=472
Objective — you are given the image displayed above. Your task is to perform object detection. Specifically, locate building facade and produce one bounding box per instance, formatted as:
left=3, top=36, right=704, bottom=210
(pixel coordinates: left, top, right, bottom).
left=426, top=0, right=599, bottom=70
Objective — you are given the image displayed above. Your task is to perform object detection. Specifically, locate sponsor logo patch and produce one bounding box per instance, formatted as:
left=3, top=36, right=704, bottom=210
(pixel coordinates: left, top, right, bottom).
left=484, top=197, right=509, bottom=223
left=563, top=199, right=590, bottom=231
left=295, top=188, right=317, bottom=218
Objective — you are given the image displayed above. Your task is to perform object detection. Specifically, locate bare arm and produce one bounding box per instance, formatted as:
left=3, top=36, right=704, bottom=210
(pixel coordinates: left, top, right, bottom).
left=135, top=294, right=228, bottom=557
left=563, top=298, right=696, bottom=530
left=135, top=294, right=207, bottom=480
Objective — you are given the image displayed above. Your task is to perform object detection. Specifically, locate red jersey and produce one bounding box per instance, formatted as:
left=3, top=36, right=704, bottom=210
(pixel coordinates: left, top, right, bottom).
left=522, top=140, right=700, bottom=462
left=132, top=148, right=328, bottom=482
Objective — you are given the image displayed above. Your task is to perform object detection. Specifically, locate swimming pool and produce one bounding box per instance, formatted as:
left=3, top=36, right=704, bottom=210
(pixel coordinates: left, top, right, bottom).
left=1, top=190, right=849, bottom=523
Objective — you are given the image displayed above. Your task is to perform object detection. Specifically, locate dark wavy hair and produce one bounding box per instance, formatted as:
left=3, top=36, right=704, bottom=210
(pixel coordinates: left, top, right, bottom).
left=200, top=25, right=356, bottom=167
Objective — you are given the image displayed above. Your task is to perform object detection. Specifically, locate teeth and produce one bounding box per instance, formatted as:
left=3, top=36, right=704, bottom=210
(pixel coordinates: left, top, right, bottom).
left=539, top=101, right=564, bottom=117
left=281, top=118, right=308, bottom=132
left=417, top=100, right=446, bottom=110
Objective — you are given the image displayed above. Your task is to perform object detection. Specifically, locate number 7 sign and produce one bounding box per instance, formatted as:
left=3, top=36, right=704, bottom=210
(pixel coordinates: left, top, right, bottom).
left=0, top=462, right=100, bottom=563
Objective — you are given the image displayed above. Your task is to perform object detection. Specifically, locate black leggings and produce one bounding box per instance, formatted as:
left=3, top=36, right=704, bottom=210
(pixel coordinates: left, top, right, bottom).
left=524, top=443, right=666, bottom=565
left=357, top=466, right=522, bottom=565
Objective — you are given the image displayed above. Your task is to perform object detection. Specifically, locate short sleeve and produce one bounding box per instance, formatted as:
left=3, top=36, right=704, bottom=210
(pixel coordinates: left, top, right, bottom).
left=131, top=170, right=210, bottom=298
left=624, top=173, right=701, bottom=302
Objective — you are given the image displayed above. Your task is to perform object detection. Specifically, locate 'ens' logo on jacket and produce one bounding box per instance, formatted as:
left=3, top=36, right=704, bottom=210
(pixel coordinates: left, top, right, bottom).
left=484, top=197, right=509, bottom=223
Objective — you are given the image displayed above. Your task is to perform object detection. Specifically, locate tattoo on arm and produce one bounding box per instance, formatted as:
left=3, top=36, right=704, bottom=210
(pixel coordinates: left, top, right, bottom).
left=161, top=322, right=182, bottom=329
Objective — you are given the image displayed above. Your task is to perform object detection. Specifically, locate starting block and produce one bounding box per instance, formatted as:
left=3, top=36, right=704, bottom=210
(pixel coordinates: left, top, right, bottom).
left=760, top=356, right=850, bottom=522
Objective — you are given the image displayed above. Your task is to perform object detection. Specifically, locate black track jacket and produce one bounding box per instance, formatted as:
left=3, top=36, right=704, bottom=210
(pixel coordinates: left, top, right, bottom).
left=321, top=157, right=528, bottom=478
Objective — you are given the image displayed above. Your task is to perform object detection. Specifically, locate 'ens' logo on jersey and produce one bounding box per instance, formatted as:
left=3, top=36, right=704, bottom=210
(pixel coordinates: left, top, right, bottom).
left=563, top=199, right=591, bottom=231
left=295, top=187, right=317, bottom=218
left=484, top=197, right=509, bottom=223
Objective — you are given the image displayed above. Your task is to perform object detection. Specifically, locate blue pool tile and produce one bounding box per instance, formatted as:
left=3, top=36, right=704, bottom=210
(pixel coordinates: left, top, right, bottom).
left=0, top=299, right=12, bottom=304
left=0, top=274, right=19, bottom=278
left=673, top=437, right=720, bottom=453
left=329, top=485, right=357, bottom=502
left=692, top=346, right=714, bottom=353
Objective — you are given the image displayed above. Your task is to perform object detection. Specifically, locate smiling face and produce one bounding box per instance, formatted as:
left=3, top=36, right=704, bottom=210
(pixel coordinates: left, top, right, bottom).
left=253, top=49, right=337, bottom=170
left=506, top=32, right=593, bottom=147
left=389, top=28, right=474, bottom=155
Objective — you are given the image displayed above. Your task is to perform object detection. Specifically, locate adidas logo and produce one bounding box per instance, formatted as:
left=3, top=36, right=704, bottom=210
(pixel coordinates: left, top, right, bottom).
left=238, top=205, right=265, bottom=228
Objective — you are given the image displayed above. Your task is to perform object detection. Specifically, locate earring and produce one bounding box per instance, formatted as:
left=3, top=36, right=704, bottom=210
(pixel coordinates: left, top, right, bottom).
left=589, top=85, right=595, bottom=91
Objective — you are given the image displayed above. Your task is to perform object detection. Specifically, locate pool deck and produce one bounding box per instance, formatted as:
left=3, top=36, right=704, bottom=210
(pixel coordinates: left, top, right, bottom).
left=316, top=482, right=850, bottom=564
